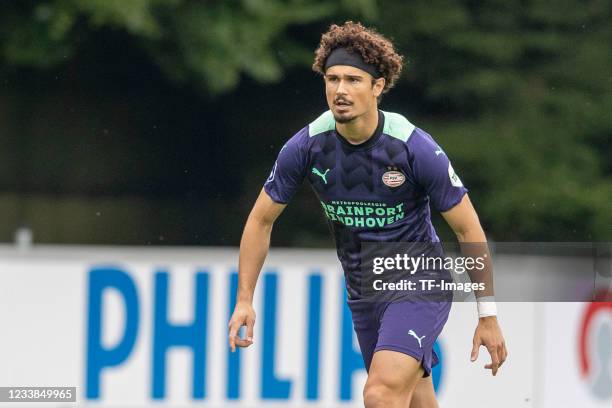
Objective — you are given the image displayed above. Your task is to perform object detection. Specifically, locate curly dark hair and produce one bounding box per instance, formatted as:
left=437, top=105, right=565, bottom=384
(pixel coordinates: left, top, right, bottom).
left=312, top=21, right=404, bottom=94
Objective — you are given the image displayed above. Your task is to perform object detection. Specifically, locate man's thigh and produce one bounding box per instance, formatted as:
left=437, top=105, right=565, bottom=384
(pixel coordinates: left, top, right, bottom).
left=409, top=376, right=438, bottom=408
left=366, top=350, right=424, bottom=398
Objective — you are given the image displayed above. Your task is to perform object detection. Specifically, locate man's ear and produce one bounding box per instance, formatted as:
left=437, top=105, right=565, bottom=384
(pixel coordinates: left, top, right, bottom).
left=373, top=77, right=385, bottom=98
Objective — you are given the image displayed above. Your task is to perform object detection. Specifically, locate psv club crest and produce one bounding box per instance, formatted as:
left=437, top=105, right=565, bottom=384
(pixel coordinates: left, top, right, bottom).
left=382, top=170, right=405, bottom=188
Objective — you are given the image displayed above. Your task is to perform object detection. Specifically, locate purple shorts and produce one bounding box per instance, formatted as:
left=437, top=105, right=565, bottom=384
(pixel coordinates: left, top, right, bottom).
left=348, top=299, right=452, bottom=376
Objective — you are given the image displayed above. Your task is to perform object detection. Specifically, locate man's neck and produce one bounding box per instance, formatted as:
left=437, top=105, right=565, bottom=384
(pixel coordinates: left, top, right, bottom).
left=336, top=108, right=379, bottom=145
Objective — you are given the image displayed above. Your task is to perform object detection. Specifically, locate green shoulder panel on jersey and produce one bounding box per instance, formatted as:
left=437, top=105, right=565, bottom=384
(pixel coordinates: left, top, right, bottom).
left=381, top=110, right=416, bottom=142
left=308, top=110, right=335, bottom=137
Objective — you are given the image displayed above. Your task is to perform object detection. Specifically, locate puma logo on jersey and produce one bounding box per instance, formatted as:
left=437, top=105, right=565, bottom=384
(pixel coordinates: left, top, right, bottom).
left=408, top=329, right=426, bottom=348
left=312, top=167, right=330, bottom=184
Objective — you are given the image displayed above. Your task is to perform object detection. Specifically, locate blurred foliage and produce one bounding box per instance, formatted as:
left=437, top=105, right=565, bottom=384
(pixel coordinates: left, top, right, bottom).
left=376, top=0, right=612, bottom=240
left=0, top=0, right=610, bottom=244
left=0, top=0, right=375, bottom=92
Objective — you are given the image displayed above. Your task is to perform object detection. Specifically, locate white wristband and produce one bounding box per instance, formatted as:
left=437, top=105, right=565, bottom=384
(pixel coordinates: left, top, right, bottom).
left=477, top=296, right=497, bottom=318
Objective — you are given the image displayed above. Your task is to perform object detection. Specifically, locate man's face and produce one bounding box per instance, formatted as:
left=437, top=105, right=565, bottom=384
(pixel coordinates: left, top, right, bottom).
left=324, top=65, right=384, bottom=124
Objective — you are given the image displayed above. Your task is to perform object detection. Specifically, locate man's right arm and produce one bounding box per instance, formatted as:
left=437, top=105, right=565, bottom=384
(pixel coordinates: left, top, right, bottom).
left=228, top=188, right=286, bottom=352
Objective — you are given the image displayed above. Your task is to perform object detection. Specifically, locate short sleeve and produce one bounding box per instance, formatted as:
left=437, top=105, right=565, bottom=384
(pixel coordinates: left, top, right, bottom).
left=408, top=128, right=468, bottom=212
left=263, top=129, right=308, bottom=204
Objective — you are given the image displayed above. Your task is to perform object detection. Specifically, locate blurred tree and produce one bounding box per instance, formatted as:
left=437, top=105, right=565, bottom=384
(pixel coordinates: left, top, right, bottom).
left=378, top=0, right=612, bottom=240
left=0, top=0, right=375, bottom=93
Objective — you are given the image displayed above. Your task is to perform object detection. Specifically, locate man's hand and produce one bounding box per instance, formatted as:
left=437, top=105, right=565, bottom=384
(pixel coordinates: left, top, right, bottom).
left=470, top=316, right=507, bottom=376
left=228, top=302, right=256, bottom=352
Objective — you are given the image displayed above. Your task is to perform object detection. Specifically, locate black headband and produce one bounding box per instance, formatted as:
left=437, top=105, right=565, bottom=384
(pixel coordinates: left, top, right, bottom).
left=324, top=47, right=382, bottom=79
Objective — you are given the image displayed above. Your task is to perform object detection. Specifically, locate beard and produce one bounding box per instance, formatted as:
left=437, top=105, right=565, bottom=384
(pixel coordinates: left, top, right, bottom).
left=332, top=111, right=356, bottom=124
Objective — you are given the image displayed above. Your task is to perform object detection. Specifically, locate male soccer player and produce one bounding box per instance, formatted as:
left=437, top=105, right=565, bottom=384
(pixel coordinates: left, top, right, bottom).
left=228, top=21, right=507, bottom=407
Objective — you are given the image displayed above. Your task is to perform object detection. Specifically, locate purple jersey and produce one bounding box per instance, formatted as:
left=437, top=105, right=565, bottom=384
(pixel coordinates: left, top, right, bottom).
left=264, top=110, right=468, bottom=300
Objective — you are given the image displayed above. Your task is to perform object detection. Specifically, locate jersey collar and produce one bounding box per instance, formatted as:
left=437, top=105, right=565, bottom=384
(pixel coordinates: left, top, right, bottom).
left=334, top=110, right=384, bottom=151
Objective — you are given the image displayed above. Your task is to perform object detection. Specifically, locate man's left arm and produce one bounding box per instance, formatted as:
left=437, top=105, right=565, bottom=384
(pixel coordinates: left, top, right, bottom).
left=441, top=194, right=508, bottom=376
